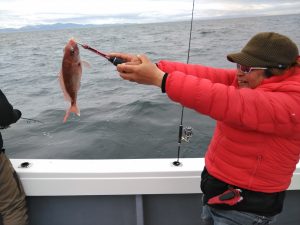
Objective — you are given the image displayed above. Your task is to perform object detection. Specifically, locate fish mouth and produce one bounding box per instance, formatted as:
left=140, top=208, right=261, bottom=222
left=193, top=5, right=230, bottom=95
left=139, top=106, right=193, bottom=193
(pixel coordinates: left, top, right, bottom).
left=68, top=37, right=78, bottom=45
left=69, top=37, right=83, bottom=47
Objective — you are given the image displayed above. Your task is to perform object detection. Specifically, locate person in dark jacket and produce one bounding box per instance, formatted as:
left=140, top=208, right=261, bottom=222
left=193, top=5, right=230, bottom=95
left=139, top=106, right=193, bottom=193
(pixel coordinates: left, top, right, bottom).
left=0, top=89, right=28, bottom=225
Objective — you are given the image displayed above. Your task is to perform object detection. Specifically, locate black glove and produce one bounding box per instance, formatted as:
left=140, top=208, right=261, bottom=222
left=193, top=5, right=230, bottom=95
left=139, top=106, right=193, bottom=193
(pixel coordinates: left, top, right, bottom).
left=0, top=90, right=22, bottom=128
left=12, top=109, right=22, bottom=123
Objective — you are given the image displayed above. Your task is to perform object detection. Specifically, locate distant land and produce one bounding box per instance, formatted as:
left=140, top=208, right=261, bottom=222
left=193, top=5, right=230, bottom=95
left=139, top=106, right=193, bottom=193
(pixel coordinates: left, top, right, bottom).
left=1, top=13, right=298, bottom=33
left=0, top=23, right=110, bottom=33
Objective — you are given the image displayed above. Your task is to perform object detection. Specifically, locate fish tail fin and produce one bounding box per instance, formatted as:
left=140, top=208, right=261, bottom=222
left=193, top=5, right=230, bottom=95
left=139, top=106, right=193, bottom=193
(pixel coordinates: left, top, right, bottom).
left=63, top=104, right=80, bottom=123
left=70, top=104, right=80, bottom=116
left=63, top=111, right=70, bottom=123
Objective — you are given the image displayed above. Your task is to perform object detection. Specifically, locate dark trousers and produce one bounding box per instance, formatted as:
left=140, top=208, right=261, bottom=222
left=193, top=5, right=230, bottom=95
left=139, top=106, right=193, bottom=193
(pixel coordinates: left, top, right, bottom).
left=0, top=150, right=28, bottom=225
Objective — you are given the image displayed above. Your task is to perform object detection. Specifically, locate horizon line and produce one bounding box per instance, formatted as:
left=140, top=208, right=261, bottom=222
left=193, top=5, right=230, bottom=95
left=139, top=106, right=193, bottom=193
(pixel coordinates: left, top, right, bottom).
left=0, top=13, right=298, bottom=32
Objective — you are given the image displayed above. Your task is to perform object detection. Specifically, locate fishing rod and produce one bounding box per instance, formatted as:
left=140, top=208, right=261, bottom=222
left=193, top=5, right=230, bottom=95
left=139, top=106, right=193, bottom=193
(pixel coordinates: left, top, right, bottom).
left=172, top=0, right=195, bottom=167
left=76, top=42, right=125, bottom=66
left=77, top=0, right=195, bottom=166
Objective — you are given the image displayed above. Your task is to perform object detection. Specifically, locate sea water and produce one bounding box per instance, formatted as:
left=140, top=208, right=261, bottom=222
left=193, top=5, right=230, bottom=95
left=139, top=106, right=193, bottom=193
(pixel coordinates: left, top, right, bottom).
left=0, top=14, right=299, bottom=159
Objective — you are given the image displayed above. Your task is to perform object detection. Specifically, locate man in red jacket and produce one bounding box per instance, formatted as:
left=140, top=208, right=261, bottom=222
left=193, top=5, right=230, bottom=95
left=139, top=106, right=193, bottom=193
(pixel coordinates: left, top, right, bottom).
left=110, top=32, right=300, bottom=225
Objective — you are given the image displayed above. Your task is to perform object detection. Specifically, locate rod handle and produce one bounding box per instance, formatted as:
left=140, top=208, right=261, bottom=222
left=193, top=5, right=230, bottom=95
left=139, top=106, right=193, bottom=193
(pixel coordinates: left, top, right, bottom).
left=109, top=57, right=125, bottom=66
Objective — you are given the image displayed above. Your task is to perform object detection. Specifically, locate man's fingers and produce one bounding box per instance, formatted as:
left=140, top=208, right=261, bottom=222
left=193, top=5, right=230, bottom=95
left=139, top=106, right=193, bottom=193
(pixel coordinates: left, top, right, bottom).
left=117, top=63, right=137, bottom=74
left=136, top=54, right=149, bottom=63
left=109, top=53, right=142, bottom=63
left=125, top=61, right=140, bottom=66
left=119, top=72, right=135, bottom=82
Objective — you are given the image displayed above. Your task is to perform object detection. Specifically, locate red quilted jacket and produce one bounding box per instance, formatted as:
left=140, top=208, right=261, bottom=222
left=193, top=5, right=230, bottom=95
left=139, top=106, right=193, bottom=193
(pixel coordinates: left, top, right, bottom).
left=158, top=60, right=300, bottom=193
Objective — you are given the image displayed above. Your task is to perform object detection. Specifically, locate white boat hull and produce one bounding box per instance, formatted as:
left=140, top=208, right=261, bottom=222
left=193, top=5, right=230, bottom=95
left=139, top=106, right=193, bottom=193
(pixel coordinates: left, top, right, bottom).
left=11, top=158, right=300, bottom=225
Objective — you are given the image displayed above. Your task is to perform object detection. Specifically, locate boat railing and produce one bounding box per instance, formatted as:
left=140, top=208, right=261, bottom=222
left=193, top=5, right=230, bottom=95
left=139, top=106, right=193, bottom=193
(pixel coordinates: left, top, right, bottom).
left=10, top=158, right=300, bottom=196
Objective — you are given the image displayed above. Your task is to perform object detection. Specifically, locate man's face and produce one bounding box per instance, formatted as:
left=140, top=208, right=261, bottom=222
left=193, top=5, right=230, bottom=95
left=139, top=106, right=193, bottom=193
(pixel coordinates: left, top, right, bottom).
left=236, top=65, right=266, bottom=88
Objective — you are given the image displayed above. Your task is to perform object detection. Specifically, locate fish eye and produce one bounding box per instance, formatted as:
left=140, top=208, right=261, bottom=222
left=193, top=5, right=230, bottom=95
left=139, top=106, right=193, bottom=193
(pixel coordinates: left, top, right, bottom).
left=70, top=47, right=75, bottom=55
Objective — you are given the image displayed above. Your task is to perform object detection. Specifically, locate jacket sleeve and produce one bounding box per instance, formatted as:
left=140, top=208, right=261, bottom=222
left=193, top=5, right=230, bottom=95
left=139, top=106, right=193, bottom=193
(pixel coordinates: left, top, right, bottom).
left=0, top=90, right=22, bottom=128
left=165, top=71, right=300, bottom=137
left=157, top=60, right=236, bottom=85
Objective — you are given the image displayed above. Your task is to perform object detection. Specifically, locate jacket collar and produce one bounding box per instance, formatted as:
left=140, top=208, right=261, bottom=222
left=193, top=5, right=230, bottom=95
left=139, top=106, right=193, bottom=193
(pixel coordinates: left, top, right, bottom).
left=261, top=66, right=300, bottom=85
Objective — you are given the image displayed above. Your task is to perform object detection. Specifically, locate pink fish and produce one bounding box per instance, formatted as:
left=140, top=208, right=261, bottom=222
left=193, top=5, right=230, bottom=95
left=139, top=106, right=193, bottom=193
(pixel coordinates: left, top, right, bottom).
left=59, top=38, right=89, bottom=123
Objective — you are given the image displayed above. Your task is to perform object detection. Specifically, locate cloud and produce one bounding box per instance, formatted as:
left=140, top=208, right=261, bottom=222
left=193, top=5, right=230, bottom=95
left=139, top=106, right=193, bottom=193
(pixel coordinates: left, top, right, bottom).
left=0, top=0, right=299, bottom=29
left=0, top=0, right=194, bottom=28
left=193, top=0, right=300, bottom=18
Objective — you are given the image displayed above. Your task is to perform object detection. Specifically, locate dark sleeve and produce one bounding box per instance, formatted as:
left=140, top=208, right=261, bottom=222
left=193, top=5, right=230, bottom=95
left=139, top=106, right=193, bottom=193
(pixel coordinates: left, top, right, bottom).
left=0, top=90, right=22, bottom=128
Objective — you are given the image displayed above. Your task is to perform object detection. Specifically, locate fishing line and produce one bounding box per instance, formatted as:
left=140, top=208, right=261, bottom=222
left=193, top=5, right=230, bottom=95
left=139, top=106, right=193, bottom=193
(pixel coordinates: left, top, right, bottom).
left=0, top=117, right=43, bottom=129
left=173, top=0, right=195, bottom=166
left=21, top=117, right=44, bottom=124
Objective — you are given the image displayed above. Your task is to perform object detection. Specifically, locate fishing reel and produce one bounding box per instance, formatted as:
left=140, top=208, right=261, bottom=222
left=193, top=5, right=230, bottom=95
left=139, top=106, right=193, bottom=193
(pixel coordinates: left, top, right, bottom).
left=181, top=126, right=193, bottom=143
left=172, top=126, right=193, bottom=167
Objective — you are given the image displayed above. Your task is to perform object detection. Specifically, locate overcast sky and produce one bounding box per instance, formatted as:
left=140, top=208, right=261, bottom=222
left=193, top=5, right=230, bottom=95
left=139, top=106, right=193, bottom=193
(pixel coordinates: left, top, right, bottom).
left=0, top=0, right=300, bottom=29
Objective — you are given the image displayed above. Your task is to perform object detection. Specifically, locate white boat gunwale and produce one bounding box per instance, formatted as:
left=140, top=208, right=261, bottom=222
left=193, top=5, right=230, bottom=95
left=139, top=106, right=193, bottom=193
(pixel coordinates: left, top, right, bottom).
left=11, top=158, right=300, bottom=196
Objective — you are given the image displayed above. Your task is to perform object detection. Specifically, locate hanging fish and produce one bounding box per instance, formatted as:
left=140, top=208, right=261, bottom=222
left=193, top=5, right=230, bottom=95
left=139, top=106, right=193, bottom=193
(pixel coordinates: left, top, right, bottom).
left=59, top=38, right=89, bottom=123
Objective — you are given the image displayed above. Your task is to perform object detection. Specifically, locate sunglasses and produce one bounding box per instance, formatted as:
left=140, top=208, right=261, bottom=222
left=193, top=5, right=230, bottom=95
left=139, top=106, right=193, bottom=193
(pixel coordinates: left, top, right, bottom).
left=237, top=64, right=267, bottom=74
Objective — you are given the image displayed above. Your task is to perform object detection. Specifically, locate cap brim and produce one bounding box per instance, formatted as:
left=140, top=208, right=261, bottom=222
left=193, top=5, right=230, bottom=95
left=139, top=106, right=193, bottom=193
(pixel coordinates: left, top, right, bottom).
left=227, top=52, right=270, bottom=67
